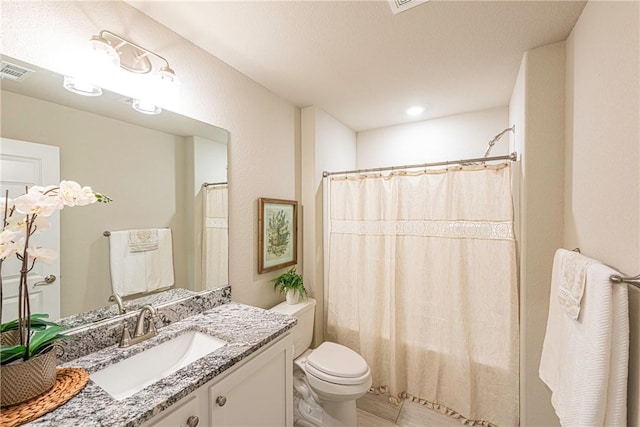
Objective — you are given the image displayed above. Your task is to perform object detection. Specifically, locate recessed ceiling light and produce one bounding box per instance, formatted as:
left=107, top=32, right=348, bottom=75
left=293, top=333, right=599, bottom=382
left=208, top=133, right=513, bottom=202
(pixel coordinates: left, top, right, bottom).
left=406, top=106, right=424, bottom=116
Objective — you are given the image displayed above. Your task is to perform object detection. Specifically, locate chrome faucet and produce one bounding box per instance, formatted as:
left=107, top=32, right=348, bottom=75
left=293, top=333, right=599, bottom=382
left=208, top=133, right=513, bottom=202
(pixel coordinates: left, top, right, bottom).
left=108, top=293, right=126, bottom=314
left=119, top=304, right=158, bottom=348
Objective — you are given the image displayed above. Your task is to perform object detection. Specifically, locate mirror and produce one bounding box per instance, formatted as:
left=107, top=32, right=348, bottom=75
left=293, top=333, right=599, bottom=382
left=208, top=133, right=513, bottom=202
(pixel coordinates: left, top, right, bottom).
left=0, top=55, right=229, bottom=328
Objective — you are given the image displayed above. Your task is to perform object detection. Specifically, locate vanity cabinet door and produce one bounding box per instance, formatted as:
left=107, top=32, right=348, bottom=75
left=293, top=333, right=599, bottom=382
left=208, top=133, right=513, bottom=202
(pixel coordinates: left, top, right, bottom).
left=208, top=334, right=293, bottom=427
left=143, top=395, right=202, bottom=427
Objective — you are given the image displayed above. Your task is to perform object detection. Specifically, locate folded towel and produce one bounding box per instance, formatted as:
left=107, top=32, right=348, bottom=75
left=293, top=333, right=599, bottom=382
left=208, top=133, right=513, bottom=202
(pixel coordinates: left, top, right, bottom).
left=109, top=228, right=174, bottom=296
left=557, top=249, right=596, bottom=319
left=128, top=229, right=158, bottom=252
left=539, top=249, right=629, bottom=426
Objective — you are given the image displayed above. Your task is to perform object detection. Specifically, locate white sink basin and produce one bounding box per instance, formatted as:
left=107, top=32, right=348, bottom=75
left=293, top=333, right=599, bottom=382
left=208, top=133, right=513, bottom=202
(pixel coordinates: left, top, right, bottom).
left=90, top=330, right=226, bottom=400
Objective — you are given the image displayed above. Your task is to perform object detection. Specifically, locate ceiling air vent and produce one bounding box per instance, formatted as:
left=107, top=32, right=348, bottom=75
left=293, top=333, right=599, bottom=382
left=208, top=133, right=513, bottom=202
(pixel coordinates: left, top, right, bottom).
left=388, top=0, right=429, bottom=15
left=0, top=61, right=35, bottom=82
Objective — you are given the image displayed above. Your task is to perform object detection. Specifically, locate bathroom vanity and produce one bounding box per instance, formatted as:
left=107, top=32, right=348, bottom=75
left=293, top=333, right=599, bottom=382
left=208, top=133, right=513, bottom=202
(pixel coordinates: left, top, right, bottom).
left=144, top=333, right=292, bottom=427
left=23, top=299, right=296, bottom=427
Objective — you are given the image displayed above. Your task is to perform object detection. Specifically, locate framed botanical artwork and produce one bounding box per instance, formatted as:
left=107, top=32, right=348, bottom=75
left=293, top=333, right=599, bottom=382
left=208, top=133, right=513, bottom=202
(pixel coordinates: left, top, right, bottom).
left=258, top=198, right=298, bottom=274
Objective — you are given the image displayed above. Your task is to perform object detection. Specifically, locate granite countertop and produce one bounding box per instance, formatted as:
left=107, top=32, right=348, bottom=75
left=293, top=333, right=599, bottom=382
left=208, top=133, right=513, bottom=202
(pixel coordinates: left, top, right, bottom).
left=26, top=302, right=296, bottom=427
left=58, top=288, right=199, bottom=329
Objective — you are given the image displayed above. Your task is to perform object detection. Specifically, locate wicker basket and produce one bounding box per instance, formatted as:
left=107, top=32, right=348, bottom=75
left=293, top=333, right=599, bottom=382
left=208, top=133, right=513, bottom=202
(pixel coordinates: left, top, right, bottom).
left=0, top=333, right=58, bottom=407
left=0, top=330, right=19, bottom=346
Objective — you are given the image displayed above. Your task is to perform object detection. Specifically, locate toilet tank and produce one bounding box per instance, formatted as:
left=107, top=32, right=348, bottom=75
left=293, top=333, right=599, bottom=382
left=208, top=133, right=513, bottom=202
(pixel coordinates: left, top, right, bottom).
left=271, top=298, right=316, bottom=358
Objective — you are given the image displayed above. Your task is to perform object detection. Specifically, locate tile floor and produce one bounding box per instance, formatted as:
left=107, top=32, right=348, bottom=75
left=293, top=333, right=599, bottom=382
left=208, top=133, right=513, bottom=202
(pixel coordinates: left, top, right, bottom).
left=356, top=392, right=462, bottom=427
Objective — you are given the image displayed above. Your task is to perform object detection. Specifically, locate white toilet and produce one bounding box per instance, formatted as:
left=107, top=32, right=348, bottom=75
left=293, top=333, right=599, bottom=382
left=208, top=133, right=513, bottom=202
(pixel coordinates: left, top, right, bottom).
left=271, top=298, right=372, bottom=427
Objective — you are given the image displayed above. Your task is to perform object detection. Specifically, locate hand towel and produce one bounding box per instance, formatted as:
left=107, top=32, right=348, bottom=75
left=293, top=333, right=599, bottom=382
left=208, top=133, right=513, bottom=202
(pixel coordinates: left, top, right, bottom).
left=128, top=229, right=158, bottom=252
left=109, top=228, right=175, bottom=296
left=557, top=249, right=596, bottom=319
left=539, top=249, right=629, bottom=427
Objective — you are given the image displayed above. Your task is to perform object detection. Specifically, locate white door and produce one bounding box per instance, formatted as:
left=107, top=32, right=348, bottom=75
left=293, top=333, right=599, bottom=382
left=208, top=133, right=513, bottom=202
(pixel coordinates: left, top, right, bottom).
left=1, top=138, right=61, bottom=323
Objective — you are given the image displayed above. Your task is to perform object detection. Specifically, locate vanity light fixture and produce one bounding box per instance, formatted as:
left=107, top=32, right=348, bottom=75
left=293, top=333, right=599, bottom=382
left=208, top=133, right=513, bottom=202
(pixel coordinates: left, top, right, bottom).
left=89, top=30, right=178, bottom=81
left=63, top=30, right=179, bottom=113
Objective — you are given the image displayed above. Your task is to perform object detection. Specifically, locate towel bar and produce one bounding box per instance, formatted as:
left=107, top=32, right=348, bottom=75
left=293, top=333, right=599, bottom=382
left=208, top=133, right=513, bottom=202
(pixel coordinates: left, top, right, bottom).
left=610, top=274, right=640, bottom=290
left=570, top=247, right=639, bottom=290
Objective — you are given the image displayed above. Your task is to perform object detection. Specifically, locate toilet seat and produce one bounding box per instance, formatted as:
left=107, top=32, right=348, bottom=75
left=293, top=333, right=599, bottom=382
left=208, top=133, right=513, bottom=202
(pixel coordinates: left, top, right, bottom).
left=305, top=342, right=370, bottom=385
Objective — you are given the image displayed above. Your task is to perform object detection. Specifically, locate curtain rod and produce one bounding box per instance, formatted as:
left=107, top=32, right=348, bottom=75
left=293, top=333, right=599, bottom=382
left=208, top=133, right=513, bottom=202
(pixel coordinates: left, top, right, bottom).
left=202, top=181, right=228, bottom=187
left=322, top=152, right=518, bottom=178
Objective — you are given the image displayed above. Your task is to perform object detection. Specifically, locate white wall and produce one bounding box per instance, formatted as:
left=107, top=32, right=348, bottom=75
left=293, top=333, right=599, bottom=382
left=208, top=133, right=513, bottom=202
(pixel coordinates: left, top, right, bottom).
left=301, top=106, right=356, bottom=346
left=2, top=0, right=298, bottom=309
left=356, top=107, right=509, bottom=169
left=510, top=43, right=566, bottom=427
left=564, top=2, right=640, bottom=424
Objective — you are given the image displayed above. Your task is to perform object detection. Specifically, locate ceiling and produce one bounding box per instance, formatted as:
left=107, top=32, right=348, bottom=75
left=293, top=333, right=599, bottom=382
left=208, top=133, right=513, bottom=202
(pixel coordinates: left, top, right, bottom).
left=126, top=0, right=586, bottom=132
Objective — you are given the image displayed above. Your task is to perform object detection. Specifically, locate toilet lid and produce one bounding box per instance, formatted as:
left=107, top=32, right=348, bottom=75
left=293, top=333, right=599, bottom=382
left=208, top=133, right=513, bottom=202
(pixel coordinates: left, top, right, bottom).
left=306, top=342, right=370, bottom=384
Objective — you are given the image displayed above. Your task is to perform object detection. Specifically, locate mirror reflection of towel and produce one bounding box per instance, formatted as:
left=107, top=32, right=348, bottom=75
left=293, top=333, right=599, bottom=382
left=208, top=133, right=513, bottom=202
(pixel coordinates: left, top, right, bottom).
left=109, top=228, right=174, bottom=296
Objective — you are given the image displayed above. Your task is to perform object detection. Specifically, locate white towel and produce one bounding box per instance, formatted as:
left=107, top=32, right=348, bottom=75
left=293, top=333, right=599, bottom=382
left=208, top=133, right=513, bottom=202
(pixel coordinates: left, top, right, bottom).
left=109, top=228, right=175, bottom=296
left=557, top=249, right=597, bottom=319
left=539, top=249, right=629, bottom=426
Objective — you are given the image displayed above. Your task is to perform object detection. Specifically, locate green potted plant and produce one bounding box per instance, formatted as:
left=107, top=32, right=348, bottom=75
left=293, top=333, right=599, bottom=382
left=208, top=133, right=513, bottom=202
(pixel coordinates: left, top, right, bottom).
left=272, top=267, right=306, bottom=305
left=0, top=180, right=110, bottom=406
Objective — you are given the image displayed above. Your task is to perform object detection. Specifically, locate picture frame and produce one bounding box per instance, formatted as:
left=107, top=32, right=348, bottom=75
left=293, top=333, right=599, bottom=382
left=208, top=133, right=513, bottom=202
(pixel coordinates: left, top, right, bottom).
left=258, top=198, right=298, bottom=274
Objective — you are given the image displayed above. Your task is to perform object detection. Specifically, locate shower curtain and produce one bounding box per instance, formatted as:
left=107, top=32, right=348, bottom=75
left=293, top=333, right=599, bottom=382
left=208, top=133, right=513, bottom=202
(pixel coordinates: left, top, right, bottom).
left=203, top=184, right=228, bottom=289
left=325, top=163, right=518, bottom=427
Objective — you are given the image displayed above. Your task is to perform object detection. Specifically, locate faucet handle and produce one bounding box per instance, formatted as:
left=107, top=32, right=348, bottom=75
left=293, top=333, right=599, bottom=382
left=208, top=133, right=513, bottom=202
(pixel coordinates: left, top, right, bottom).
left=147, top=316, right=157, bottom=335
left=119, top=324, right=132, bottom=347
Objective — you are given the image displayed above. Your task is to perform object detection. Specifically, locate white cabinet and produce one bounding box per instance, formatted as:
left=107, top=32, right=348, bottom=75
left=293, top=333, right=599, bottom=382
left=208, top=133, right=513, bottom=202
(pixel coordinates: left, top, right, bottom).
left=144, top=395, right=200, bottom=427
left=143, top=333, right=292, bottom=427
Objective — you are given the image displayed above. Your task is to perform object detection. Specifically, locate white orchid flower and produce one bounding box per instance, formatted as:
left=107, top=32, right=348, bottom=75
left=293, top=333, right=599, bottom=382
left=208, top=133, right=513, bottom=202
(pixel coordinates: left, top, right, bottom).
left=5, top=213, right=27, bottom=233
left=32, top=216, right=52, bottom=232
left=26, top=246, right=58, bottom=264
left=0, top=229, right=19, bottom=260
left=3, top=236, right=26, bottom=259
left=79, top=186, right=98, bottom=205
left=13, top=191, right=60, bottom=217
left=58, top=180, right=97, bottom=207
left=0, top=229, right=15, bottom=243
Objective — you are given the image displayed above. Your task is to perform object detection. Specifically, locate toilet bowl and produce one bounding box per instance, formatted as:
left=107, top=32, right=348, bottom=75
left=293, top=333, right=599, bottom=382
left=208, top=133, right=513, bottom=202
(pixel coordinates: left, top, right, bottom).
left=271, top=298, right=372, bottom=427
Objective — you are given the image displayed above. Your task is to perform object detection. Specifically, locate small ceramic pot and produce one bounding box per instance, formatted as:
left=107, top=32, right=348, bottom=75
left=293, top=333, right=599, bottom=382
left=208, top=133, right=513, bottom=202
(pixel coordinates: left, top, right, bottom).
left=286, top=290, right=300, bottom=305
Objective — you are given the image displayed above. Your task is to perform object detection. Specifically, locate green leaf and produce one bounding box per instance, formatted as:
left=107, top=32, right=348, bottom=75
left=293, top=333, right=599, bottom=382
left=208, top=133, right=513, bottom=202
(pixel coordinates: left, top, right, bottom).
left=27, top=326, right=64, bottom=356
left=0, top=344, right=27, bottom=365
left=0, top=314, right=58, bottom=332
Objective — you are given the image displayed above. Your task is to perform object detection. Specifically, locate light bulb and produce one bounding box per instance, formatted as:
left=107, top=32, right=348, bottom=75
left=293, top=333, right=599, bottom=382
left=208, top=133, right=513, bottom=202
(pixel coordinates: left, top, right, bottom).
left=89, top=35, right=120, bottom=69
left=158, top=65, right=177, bottom=84
left=63, top=75, right=102, bottom=97
left=132, top=99, right=162, bottom=115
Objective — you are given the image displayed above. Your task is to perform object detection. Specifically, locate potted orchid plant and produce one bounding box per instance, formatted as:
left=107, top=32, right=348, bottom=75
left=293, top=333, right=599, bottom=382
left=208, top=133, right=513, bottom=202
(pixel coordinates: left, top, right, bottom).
left=0, top=180, right=110, bottom=406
